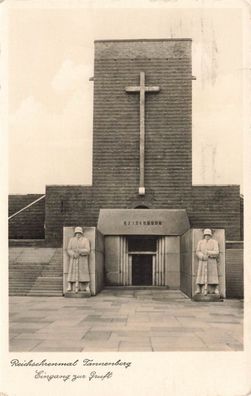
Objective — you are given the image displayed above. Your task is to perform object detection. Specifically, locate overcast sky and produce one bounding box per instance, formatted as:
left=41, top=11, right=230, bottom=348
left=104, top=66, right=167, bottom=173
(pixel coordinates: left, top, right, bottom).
left=8, top=5, right=244, bottom=193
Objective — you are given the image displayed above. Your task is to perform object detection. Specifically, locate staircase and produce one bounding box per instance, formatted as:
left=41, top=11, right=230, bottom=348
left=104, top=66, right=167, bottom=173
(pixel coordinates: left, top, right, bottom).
left=9, top=262, right=44, bottom=296
left=9, top=248, right=63, bottom=296
left=28, top=249, right=63, bottom=296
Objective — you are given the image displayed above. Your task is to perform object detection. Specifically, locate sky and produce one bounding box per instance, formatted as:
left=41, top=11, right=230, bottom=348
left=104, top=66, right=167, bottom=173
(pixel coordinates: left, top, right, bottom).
left=8, top=4, right=244, bottom=193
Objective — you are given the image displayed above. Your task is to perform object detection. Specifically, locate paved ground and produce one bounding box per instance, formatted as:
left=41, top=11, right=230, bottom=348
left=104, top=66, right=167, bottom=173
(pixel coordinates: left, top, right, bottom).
left=9, top=289, right=243, bottom=352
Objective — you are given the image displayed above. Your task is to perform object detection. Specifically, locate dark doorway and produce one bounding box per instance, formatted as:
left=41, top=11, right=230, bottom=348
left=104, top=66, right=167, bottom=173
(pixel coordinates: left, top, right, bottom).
left=132, top=255, right=153, bottom=285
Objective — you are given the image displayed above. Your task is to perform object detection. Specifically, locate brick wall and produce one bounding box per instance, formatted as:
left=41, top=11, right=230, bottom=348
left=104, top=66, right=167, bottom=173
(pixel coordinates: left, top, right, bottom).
left=43, top=41, right=242, bottom=246
left=45, top=186, right=96, bottom=245
left=93, top=39, right=192, bottom=211
left=240, top=195, right=243, bottom=240
left=226, top=243, right=243, bottom=298
left=190, top=186, right=241, bottom=241
left=9, top=194, right=45, bottom=239
left=9, top=41, right=243, bottom=248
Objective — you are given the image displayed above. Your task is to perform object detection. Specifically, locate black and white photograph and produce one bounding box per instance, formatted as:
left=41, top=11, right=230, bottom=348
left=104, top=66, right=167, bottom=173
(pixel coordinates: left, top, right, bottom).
left=1, top=0, right=251, bottom=395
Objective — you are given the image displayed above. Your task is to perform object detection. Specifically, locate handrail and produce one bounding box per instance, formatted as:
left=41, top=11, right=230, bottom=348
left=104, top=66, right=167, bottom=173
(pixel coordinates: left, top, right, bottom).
left=8, top=195, right=46, bottom=220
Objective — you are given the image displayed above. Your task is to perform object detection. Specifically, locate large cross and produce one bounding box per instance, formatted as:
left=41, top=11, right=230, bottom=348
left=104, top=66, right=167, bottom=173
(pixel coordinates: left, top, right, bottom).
left=125, top=72, right=160, bottom=195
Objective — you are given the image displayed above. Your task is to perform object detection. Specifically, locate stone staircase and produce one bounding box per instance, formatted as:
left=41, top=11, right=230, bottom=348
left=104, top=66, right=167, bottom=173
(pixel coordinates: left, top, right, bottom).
left=9, top=263, right=44, bottom=296
left=28, top=249, right=63, bottom=296
left=9, top=247, right=63, bottom=296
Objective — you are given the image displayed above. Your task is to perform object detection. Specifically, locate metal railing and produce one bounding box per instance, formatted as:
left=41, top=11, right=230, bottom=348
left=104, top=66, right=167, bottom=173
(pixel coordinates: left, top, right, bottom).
left=8, top=195, right=46, bottom=220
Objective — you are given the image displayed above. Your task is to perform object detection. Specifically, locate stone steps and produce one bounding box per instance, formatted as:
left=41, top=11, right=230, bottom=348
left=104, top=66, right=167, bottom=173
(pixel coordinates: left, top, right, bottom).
left=9, top=273, right=61, bottom=279
left=9, top=247, right=63, bottom=296
left=27, top=291, right=62, bottom=296
left=9, top=261, right=43, bottom=295
left=29, top=280, right=62, bottom=286
left=28, top=249, right=63, bottom=296
left=30, top=278, right=62, bottom=286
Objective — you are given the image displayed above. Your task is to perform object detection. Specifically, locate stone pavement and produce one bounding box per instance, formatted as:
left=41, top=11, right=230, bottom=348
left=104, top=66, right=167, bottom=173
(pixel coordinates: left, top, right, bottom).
left=9, top=289, right=243, bottom=352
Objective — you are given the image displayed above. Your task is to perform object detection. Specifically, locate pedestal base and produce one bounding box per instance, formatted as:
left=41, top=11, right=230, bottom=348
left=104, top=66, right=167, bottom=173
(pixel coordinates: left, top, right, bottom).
left=192, top=293, right=223, bottom=302
left=64, top=291, right=91, bottom=298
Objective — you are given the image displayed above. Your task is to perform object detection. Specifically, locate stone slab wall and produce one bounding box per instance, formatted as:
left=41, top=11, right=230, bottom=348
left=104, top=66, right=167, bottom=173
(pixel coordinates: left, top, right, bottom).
left=94, top=229, right=105, bottom=294
left=104, top=235, right=180, bottom=287
left=180, top=229, right=193, bottom=297
left=104, top=236, right=121, bottom=285
left=63, top=227, right=104, bottom=296
left=163, top=237, right=180, bottom=289
left=226, top=244, right=243, bottom=298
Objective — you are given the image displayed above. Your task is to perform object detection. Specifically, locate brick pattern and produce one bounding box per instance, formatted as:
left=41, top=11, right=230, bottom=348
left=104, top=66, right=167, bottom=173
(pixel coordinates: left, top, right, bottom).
left=240, top=195, right=243, bottom=240
left=8, top=41, right=243, bottom=251
left=190, top=186, right=241, bottom=241
left=226, top=248, right=243, bottom=299
left=44, top=41, right=241, bottom=245
left=9, top=194, right=45, bottom=239
left=45, top=186, right=96, bottom=245
left=95, top=39, right=192, bottom=60
left=93, top=41, right=192, bottom=212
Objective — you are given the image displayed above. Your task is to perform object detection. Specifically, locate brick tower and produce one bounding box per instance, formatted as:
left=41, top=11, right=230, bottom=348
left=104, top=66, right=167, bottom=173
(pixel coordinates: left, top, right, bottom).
left=92, top=39, right=192, bottom=211
left=43, top=39, right=240, bottom=244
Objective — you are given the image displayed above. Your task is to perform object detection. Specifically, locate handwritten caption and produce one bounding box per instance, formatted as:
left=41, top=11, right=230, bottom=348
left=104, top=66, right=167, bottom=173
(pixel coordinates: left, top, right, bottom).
left=10, top=358, right=132, bottom=383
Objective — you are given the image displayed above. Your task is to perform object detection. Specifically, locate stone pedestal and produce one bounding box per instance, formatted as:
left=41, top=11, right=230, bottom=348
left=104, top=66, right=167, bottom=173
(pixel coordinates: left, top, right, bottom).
left=64, top=291, right=91, bottom=298
left=192, top=293, right=223, bottom=302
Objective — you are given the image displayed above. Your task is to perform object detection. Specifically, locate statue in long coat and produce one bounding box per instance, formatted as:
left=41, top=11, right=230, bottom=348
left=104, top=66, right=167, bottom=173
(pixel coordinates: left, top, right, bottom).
left=195, top=229, right=220, bottom=295
left=67, top=227, right=91, bottom=293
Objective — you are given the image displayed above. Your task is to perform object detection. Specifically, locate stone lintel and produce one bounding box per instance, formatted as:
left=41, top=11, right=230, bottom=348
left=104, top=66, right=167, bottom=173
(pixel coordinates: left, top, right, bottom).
left=97, top=209, right=190, bottom=236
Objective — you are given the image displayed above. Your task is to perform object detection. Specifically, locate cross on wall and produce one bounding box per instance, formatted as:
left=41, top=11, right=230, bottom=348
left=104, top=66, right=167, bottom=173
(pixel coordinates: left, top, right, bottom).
left=125, top=72, right=160, bottom=196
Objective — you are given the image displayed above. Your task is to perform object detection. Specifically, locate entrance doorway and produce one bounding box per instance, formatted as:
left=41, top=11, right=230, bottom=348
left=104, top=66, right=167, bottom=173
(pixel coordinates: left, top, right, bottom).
left=128, top=236, right=156, bottom=286
left=131, top=254, right=153, bottom=285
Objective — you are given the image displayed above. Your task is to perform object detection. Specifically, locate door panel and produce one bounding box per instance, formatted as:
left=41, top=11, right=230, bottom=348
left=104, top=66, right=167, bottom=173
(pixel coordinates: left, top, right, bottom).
left=132, top=255, right=153, bottom=285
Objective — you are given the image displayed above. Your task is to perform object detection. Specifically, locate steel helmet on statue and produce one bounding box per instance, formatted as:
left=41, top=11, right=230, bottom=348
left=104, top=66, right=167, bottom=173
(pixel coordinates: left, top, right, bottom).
left=74, top=227, right=83, bottom=235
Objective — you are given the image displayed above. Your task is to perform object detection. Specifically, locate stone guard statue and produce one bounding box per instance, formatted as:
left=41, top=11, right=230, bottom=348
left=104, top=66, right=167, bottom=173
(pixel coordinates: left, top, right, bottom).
left=67, top=227, right=91, bottom=294
left=195, top=228, right=220, bottom=296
